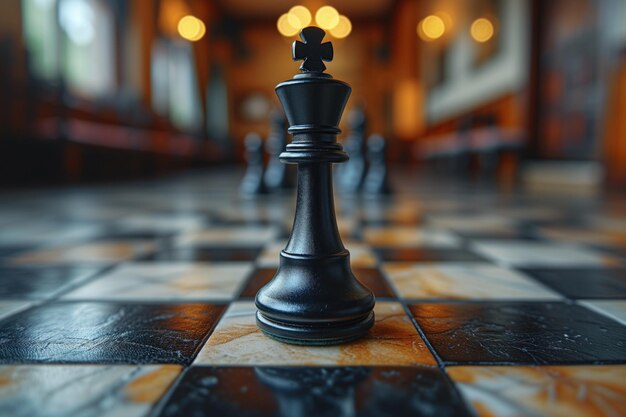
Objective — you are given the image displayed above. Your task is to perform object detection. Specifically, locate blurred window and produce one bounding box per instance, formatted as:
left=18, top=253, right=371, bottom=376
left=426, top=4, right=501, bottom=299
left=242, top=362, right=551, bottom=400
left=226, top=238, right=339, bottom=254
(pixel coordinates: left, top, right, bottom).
left=206, top=63, right=229, bottom=141
left=151, top=40, right=203, bottom=132
left=59, top=0, right=115, bottom=98
left=23, top=0, right=116, bottom=97
left=22, top=0, right=60, bottom=80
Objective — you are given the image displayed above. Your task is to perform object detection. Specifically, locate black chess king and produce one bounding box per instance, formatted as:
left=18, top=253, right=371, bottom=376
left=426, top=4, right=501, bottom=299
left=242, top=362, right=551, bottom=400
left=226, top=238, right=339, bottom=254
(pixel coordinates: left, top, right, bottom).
left=255, top=26, right=375, bottom=345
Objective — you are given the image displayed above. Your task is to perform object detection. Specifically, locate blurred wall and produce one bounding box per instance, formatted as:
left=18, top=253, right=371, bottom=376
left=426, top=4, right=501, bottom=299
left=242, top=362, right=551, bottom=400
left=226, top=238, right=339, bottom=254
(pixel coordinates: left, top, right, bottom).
left=425, top=0, right=529, bottom=122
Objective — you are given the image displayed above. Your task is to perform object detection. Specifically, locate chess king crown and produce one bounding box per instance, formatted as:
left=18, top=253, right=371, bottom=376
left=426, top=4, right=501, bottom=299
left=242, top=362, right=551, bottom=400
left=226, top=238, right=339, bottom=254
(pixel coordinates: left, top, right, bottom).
left=276, top=26, right=352, bottom=164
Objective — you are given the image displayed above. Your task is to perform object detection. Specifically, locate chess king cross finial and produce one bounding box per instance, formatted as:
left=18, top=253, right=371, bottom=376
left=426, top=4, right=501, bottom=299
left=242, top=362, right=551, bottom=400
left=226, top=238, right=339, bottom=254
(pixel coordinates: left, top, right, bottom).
left=293, top=26, right=334, bottom=73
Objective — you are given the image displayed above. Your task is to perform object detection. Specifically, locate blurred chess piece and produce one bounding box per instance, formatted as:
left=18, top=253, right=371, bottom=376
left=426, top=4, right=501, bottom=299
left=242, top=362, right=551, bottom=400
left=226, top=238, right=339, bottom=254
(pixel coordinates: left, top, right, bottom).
left=264, top=109, right=295, bottom=191
left=477, top=114, right=500, bottom=182
left=337, top=105, right=367, bottom=193
left=240, top=132, right=268, bottom=196
left=363, top=133, right=392, bottom=195
left=452, top=116, right=473, bottom=177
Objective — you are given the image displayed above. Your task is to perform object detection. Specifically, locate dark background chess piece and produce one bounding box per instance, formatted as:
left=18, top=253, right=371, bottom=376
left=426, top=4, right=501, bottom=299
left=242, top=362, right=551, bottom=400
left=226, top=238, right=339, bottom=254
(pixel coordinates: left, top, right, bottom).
left=239, top=132, right=267, bottom=196
left=337, top=105, right=367, bottom=193
left=264, top=108, right=295, bottom=192
left=363, top=133, right=392, bottom=195
left=255, top=27, right=375, bottom=345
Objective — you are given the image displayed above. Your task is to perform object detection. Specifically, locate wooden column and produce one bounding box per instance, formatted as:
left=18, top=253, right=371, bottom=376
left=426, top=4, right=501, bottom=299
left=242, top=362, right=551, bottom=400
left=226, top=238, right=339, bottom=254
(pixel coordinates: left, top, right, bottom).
left=602, top=51, right=626, bottom=188
left=131, top=0, right=157, bottom=109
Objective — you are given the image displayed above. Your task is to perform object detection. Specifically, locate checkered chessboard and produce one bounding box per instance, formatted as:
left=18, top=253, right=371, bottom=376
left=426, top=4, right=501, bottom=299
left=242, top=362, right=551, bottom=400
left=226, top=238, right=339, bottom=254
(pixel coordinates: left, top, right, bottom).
left=0, top=171, right=625, bottom=417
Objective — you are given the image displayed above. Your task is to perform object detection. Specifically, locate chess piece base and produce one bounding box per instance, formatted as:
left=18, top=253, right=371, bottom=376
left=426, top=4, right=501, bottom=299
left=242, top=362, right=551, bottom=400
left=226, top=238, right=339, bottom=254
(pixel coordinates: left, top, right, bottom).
left=256, top=311, right=374, bottom=346
left=256, top=248, right=375, bottom=346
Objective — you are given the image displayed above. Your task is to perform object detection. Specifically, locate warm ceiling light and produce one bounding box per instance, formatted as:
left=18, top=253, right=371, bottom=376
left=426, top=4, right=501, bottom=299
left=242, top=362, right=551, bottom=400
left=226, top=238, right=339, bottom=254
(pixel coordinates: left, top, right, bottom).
left=315, top=6, right=340, bottom=30
left=177, top=15, right=206, bottom=41
left=287, top=5, right=311, bottom=29
left=418, top=15, right=445, bottom=41
left=329, top=15, right=351, bottom=39
left=159, top=0, right=189, bottom=37
left=470, top=18, right=494, bottom=42
left=277, top=13, right=299, bottom=37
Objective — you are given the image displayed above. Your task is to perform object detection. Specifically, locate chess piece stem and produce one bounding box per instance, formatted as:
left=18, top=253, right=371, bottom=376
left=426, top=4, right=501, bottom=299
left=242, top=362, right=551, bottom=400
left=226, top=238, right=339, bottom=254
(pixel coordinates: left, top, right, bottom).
left=285, top=163, right=343, bottom=254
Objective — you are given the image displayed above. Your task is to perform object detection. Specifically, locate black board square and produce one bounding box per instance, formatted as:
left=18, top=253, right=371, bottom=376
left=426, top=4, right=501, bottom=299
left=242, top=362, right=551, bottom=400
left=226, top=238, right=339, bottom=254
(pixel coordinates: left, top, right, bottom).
left=410, top=302, right=626, bottom=364
left=353, top=267, right=396, bottom=298
left=239, top=267, right=395, bottom=299
left=522, top=268, right=626, bottom=299
left=0, top=247, right=31, bottom=260
left=238, top=268, right=276, bottom=298
left=360, top=218, right=421, bottom=227
left=156, top=366, right=473, bottom=417
left=0, top=266, right=104, bottom=299
left=143, top=247, right=262, bottom=262
left=454, top=228, right=540, bottom=241
left=211, top=218, right=276, bottom=227
left=0, top=302, right=224, bottom=364
left=90, top=231, right=175, bottom=241
left=374, top=248, right=485, bottom=262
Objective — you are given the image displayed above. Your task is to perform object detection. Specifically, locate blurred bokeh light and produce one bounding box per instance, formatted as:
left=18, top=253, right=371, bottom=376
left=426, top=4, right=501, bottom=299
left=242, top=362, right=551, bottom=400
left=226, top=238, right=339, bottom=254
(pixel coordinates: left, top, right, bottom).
left=470, top=17, right=495, bottom=43
left=315, top=6, right=340, bottom=30
left=287, top=5, right=311, bottom=29
left=418, top=14, right=446, bottom=41
left=177, top=15, right=206, bottom=41
left=329, top=15, right=352, bottom=39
